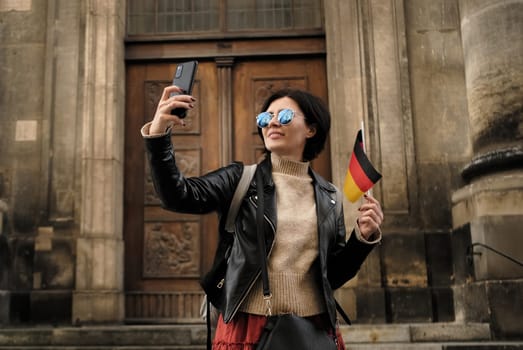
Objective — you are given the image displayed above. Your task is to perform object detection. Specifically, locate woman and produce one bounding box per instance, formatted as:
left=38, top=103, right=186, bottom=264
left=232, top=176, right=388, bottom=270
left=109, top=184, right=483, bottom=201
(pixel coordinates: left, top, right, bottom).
left=142, top=86, right=383, bottom=350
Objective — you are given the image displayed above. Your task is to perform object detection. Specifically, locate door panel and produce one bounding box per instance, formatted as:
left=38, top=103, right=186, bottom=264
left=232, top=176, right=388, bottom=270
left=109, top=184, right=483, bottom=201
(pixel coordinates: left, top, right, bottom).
left=124, top=61, right=219, bottom=322
left=124, top=57, right=329, bottom=323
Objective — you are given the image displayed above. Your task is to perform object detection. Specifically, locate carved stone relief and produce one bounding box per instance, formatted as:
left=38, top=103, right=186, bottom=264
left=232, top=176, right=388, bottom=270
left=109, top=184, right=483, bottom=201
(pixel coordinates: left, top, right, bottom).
left=143, top=222, right=200, bottom=278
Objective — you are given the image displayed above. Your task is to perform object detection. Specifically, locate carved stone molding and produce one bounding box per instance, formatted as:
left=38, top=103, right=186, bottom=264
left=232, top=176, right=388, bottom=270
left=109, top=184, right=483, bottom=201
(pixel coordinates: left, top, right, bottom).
left=126, top=291, right=204, bottom=322
left=216, top=57, right=235, bottom=165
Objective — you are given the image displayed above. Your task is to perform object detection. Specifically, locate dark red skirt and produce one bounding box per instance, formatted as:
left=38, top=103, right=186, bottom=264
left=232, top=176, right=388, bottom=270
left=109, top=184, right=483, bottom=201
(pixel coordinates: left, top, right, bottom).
left=212, top=312, right=346, bottom=350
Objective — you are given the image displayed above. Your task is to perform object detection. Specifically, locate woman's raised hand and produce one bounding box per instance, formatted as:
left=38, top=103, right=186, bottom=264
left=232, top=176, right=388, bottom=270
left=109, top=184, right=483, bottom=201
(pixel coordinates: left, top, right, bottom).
left=149, top=85, right=196, bottom=135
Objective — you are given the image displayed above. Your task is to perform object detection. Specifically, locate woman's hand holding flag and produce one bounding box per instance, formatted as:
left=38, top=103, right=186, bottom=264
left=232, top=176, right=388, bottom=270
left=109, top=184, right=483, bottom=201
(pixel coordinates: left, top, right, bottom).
left=357, top=194, right=383, bottom=241
left=343, top=129, right=384, bottom=241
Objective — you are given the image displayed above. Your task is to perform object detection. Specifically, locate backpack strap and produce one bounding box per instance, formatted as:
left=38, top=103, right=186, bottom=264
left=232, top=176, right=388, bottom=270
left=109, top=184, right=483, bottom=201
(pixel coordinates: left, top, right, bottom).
left=225, top=164, right=257, bottom=233
left=333, top=187, right=343, bottom=218
left=336, top=299, right=351, bottom=325
left=205, top=163, right=257, bottom=350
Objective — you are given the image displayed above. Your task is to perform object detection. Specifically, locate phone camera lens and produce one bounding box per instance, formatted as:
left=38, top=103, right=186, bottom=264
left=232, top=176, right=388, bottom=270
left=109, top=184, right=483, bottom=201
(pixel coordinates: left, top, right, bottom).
left=175, top=66, right=183, bottom=78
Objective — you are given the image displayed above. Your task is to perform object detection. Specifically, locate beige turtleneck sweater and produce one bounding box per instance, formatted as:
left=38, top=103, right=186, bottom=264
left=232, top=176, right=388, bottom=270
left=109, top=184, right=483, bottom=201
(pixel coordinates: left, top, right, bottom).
left=239, top=154, right=326, bottom=316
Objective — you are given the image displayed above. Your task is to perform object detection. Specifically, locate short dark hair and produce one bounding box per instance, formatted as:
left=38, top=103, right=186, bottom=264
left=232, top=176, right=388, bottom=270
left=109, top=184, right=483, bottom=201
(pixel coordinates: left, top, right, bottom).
left=257, top=89, right=330, bottom=161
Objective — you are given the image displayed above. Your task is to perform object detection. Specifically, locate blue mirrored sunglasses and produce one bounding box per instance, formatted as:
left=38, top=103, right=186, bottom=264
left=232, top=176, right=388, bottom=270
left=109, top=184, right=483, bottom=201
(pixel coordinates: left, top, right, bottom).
left=256, top=108, right=296, bottom=128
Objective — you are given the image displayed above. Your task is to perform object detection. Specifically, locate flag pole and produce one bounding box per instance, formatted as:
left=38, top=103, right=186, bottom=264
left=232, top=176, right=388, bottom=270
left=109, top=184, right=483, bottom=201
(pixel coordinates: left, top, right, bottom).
left=360, top=120, right=366, bottom=152
left=360, top=120, right=372, bottom=198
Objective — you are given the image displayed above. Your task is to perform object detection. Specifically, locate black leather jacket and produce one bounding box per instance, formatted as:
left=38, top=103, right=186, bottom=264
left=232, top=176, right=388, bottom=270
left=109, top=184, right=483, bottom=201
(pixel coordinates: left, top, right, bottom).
left=145, top=132, right=377, bottom=329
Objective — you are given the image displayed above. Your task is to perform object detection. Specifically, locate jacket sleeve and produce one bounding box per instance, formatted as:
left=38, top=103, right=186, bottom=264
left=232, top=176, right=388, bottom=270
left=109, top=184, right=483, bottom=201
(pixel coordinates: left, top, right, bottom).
left=144, top=131, right=242, bottom=215
left=326, top=203, right=378, bottom=290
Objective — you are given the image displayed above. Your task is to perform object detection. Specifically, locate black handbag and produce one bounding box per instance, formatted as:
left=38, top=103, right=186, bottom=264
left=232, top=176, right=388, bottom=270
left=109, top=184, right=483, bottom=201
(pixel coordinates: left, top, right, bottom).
left=254, top=170, right=338, bottom=350
left=257, top=314, right=337, bottom=350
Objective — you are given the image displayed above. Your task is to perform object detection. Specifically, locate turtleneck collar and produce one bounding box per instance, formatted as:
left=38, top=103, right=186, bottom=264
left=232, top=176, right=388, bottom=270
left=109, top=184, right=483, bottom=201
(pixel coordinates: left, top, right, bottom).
left=270, top=153, right=310, bottom=177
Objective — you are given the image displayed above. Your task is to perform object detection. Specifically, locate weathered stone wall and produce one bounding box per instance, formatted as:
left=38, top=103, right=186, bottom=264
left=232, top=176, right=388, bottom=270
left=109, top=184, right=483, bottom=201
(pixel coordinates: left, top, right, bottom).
left=325, top=0, right=470, bottom=324
left=0, top=0, right=126, bottom=325
left=0, top=1, right=79, bottom=323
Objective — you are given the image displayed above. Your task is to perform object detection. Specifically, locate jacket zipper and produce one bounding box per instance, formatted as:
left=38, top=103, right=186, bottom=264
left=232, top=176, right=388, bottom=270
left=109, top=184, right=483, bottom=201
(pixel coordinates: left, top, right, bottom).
left=227, top=195, right=276, bottom=322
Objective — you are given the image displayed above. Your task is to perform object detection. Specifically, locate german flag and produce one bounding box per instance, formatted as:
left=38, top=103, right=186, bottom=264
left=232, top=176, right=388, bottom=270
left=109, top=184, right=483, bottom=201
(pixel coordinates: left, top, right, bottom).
left=343, top=130, right=382, bottom=202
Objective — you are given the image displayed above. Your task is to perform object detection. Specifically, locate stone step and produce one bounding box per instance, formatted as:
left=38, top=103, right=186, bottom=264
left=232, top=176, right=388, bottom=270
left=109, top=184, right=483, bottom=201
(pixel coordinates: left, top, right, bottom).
left=341, top=322, right=491, bottom=343
left=0, top=348, right=204, bottom=350
left=2, top=343, right=523, bottom=350
left=0, top=325, right=206, bottom=347
left=1, top=322, right=519, bottom=349
left=2, top=345, right=523, bottom=350
left=347, top=344, right=523, bottom=350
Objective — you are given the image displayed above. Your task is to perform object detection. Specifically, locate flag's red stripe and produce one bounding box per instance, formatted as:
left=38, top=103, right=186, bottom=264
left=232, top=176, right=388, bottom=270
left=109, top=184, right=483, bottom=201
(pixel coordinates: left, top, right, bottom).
left=353, top=131, right=382, bottom=184
left=348, top=153, right=375, bottom=192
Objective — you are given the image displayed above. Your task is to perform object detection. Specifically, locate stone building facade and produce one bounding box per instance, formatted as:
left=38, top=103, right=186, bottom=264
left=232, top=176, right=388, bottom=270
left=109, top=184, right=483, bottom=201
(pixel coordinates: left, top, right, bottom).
left=0, top=0, right=521, bottom=340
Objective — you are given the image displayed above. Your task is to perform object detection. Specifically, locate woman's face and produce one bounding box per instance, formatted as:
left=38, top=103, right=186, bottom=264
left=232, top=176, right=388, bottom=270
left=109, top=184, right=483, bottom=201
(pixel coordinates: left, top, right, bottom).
left=261, top=97, right=316, bottom=162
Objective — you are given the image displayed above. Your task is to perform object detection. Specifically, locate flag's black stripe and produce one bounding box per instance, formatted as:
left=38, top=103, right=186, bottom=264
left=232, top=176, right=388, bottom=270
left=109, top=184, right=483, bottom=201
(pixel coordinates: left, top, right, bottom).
left=353, top=131, right=382, bottom=183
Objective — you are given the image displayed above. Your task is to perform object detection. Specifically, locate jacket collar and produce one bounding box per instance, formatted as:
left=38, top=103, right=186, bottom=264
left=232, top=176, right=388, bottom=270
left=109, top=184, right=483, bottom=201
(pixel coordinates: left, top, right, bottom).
left=258, top=155, right=274, bottom=187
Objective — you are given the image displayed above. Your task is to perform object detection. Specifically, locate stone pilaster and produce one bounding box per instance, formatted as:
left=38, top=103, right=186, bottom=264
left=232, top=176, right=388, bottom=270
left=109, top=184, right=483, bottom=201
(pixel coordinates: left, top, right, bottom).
left=325, top=0, right=419, bottom=323
left=452, top=0, right=523, bottom=338
left=324, top=0, right=370, bottom=322
left=72, top=0, right=126, bottom=324
left=324, top=0, right=419, bottom=230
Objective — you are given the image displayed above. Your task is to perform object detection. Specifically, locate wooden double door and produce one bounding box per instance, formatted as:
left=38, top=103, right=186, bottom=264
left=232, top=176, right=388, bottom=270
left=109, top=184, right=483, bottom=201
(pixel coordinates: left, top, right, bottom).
left=124, top=57, right=330, bottom=323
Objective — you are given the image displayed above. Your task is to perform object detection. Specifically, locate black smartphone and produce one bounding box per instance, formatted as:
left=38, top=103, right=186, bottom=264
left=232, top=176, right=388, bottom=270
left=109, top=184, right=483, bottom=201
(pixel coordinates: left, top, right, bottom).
left=170, top=60, right=198, bottom=118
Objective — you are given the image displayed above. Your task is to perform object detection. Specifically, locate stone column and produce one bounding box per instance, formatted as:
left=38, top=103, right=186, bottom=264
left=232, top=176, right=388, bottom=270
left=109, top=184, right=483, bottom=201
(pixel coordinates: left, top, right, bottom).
left=72, top=0, right=126, bottom=324
left=452, top=0, right=523, bottom=338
